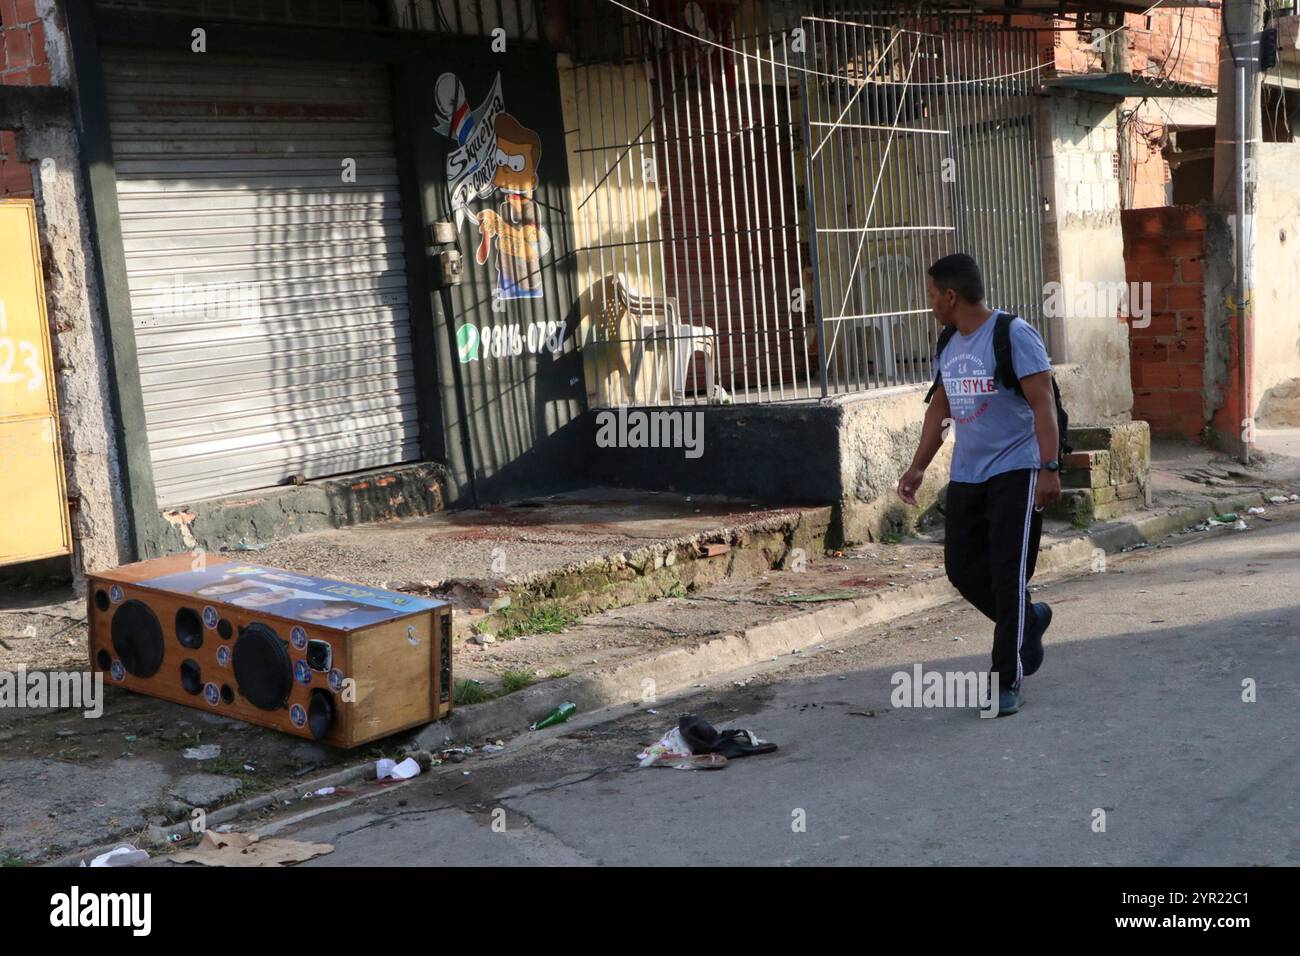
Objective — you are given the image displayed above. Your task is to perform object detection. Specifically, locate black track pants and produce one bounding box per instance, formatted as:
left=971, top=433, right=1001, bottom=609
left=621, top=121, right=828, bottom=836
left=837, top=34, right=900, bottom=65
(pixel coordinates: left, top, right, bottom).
left=943, top=468, right=1043, bottom=689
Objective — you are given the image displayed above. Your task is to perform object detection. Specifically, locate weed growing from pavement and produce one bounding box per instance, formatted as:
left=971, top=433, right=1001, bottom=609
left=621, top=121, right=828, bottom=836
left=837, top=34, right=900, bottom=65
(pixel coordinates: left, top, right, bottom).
left=496, top=604, right=581, bottom=638
left=454, top=678, right=494, bottom=706
left=201, top=755, right=257, bottom=789
left=455, top=668, right=565, bottom=706
left=499, top=669, right=537, bottom=694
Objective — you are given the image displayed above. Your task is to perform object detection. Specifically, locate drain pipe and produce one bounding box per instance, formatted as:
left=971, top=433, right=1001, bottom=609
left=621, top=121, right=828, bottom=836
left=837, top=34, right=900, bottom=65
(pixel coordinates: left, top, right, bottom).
left=1235, top=60, right=1251, bottom=465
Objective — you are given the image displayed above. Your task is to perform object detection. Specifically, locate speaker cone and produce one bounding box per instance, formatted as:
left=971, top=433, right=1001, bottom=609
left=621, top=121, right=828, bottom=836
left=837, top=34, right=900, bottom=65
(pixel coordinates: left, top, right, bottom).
left=110, top=599, right=164, bottom=678
left=175, top=607, right=204, bottom=649
left=180, top=659, right=202, bottom=695
left=232, top=622, right=292, bottom=710
left=308, top=688, right=336, bottom=740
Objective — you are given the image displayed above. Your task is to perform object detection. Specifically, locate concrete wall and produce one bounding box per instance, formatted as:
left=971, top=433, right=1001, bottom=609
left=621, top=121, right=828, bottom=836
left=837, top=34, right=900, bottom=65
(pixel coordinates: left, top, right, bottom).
left=1250, top=144, right=1300, bottom=426
left=1037, top=94, right=1134, bottom=425
left=836, top=385, right=951, bottom=543
left=581, top=385, right=948, bottom=546
left=2, top=0, right=132, bottom=579
left=582, top=400, right=844, bottom=507
left=159, top=462, right=448, bottom=553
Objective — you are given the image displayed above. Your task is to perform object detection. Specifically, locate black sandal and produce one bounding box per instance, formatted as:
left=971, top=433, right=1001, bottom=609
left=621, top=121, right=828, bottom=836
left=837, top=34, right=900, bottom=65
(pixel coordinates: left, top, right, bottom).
left=679, top=714, right=778, bottom=759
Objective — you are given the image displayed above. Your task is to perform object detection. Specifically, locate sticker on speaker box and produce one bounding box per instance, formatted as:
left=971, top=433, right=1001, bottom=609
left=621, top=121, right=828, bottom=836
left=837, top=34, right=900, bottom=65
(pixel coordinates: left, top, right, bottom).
left=110, top=660, right=125, bottom=682
left=290, top=704, right=306, bottom=728
left=328, top=669, right=345, bottom=692
left=109, top=585, right=123, bottom=604
left=294, top=659, right=312, bottom=685
left=291, top=626, right=307, bottom=650
left=204, top=682, right=220, bottom=706
left=216, top=645, right=230, bottom=668
left=203, top=606, right=218, bottom=629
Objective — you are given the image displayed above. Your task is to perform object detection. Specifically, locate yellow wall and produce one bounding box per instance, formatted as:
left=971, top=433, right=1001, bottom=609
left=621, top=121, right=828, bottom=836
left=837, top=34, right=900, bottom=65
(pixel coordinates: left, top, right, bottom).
left=0, top=200, right=72, bottom=566
left=559, top=53, right=670, bottom=405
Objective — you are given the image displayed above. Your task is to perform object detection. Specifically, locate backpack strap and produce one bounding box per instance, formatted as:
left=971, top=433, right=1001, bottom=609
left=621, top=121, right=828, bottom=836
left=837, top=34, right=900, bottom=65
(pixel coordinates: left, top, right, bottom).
left=996, top=311, right=1072, bottom=458
left=992, top=311, right=1023, bottom=395
left=923, top=324, right=958, bottom=404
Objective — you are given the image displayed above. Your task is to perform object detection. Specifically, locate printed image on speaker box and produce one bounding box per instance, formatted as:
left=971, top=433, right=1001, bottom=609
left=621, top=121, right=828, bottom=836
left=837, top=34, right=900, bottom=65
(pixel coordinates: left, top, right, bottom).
left=86, top=556, right=454, bottom=748
left=147, top=564, right=424, bottom=629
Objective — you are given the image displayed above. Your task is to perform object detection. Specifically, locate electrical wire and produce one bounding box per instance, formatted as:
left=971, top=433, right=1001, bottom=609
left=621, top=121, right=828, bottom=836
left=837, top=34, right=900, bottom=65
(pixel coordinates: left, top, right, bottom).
left=600, top=0, right=1178, bottom=88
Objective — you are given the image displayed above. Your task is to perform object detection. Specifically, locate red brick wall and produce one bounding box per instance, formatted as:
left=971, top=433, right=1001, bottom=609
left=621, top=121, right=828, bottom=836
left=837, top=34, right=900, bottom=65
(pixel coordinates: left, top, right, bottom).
left=0, top=128, right=32, bottom=196
left=1123, top=206, right=1207, bottom=439
left=1, top=0, right=51, bottom=197
left=1124, top=115, right=1169, bottom=209
left=2, top=0, right=51, bottom=86
left=1128, top=9, right=1220, bottom=89
left=1042, top=10, right=1220, bottom=87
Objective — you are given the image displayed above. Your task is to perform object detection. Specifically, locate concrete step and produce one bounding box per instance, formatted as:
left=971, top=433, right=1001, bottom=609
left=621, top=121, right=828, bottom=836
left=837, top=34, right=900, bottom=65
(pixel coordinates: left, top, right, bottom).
left=249, top=490, right=835, bottom=648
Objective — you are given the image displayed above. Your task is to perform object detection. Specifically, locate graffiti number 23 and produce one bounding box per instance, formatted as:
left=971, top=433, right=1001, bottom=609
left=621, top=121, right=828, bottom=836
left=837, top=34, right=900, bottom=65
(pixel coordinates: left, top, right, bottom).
left=0, top=301, right=45, bottom=393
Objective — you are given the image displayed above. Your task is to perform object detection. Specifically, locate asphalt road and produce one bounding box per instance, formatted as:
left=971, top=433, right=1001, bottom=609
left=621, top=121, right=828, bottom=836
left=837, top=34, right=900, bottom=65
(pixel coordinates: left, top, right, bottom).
left=204, top=516, right=1300, bottom=866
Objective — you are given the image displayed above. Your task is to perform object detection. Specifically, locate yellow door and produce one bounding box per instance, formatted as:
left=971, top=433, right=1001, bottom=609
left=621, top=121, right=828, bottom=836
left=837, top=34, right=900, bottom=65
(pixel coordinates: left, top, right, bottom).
left=0, top=199, right=71, bottom=566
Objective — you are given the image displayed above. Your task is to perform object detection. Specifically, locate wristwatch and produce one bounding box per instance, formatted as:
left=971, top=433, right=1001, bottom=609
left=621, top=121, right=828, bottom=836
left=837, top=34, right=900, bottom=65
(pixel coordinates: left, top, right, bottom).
left=1042, top=459, right=1060, bottom=472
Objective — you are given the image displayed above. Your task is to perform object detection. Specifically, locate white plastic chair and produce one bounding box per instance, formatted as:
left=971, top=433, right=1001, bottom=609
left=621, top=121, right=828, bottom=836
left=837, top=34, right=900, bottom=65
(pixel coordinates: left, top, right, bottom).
left=616, top=273, right=717, bottom=403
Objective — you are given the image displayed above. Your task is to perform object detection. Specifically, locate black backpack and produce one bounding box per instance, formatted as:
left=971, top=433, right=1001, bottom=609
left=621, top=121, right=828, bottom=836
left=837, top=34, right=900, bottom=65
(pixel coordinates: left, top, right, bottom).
left=923, top=312, right=1072, bottom=460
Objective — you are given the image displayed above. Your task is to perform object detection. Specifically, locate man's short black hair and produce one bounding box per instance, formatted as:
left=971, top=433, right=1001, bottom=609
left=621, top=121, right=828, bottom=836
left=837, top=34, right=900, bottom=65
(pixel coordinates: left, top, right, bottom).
left=928, top=254, right=984, bottom=304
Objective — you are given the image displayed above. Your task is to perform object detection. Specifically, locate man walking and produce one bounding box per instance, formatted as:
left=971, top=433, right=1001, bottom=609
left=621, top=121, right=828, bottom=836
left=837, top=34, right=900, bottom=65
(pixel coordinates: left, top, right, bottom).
left=897, top=254, right=1062, bottom=716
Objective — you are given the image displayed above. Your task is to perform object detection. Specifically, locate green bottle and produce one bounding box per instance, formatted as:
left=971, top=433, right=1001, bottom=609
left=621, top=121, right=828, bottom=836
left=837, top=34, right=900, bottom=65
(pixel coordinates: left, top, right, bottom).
left=531, top=701, right=577, bottom=730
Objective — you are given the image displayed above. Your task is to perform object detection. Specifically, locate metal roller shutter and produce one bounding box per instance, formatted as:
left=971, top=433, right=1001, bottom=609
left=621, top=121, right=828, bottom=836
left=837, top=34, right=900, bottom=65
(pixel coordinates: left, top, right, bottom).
left=103, top=50, right=421, bottom=505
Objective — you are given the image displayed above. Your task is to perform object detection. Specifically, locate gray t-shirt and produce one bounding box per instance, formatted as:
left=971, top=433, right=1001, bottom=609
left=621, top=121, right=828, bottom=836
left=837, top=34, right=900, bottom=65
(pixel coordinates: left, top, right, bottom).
left=936, top=311, right=1052, bottom=484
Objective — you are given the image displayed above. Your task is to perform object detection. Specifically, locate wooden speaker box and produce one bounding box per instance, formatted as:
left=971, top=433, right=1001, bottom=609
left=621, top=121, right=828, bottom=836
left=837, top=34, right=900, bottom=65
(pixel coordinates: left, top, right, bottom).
left=87, top=555, right=452, bottom=748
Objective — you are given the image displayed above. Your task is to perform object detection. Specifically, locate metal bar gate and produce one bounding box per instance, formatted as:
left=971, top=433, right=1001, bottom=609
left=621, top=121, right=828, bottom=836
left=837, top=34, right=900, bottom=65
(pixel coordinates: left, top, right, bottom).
left=565, top=0, right=1048, bottom=407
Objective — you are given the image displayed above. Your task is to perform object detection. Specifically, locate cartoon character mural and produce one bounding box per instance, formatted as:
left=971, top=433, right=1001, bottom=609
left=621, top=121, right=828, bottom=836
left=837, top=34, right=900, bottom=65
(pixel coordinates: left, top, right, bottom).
left=434, top=72, right=551, bottom=301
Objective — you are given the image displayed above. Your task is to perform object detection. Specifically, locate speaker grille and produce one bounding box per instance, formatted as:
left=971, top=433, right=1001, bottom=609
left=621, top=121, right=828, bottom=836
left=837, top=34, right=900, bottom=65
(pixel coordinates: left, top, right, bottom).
left=110, top=599, right=165, bottom=678
left=232, top=622, right=292, bottom=710
left=440, top=610, right=452, bottom=704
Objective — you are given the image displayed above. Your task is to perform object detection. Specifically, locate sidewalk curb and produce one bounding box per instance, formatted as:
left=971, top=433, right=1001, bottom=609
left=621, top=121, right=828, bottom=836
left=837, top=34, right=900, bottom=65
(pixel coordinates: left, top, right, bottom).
left=428, top=489, right=1289, bottom=745
left=1038, top=490, right=1278, bottom=573
left=45, top=763, right=378, bottom=867
left=416, top=576, right=960, bottom=748
left=43, top=488, right=1292, bottom=865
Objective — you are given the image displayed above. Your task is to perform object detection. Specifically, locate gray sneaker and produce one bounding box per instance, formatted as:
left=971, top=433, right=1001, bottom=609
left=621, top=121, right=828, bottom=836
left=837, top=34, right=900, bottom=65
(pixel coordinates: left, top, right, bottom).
left=997, top=684, right=1023, bottom=717
left=1022, top=602, right=1052, bottom=677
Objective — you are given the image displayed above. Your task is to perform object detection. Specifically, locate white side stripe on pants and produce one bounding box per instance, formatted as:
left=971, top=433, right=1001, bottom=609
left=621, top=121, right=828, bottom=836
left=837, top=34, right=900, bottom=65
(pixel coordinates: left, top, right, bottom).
left=1015, top=469, right=1039, bottom=687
